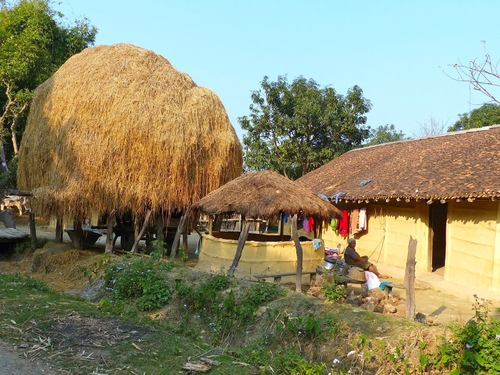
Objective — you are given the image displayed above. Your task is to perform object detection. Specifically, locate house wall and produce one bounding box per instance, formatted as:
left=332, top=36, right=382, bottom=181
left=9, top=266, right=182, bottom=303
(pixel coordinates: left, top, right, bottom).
left=320, top=202, right=429, bottom=272
left=446, top=200, right=500, bottom=291
left=196, top=233, right=324, bottom=283
left=319, top=200, right=500, bottom=292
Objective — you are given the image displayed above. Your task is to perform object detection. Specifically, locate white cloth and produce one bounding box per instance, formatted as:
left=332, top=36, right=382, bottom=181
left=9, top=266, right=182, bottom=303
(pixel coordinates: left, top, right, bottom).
left=363, top=271, right=380, bottom=290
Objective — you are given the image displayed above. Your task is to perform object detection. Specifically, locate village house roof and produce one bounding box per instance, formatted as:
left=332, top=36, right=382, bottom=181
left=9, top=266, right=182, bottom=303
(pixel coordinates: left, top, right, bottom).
left=192, top=170, right=341, bottom=219
left=297, top=125, right=500, bottom=203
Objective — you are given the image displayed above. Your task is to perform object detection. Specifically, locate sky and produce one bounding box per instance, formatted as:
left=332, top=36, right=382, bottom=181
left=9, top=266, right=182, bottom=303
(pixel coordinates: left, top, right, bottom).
left=55, top=0, right=499, bottom=140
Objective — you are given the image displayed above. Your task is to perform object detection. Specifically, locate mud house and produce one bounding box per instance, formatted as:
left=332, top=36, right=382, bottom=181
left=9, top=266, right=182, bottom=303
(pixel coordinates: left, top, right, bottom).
left=297, top=125, right=500, bottom=292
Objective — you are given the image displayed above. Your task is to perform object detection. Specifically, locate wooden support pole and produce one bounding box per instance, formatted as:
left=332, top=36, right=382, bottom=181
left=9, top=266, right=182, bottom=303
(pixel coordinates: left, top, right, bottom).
left=105, top=211, right=115, bottom=253
left=404, top=236, right=418, bottom=319
left=228, top=222, right=251, bottom=277
left=291, top=214, right=304, bottom=293
left=130, top=210, right=152, bottom=254
left=29, top=208, right=37, bottom=251
left=55, top=216, right=63, bottom=242
left=171, top=208, right=190, bottom=259
left=155, top=214, right=165, bottom=242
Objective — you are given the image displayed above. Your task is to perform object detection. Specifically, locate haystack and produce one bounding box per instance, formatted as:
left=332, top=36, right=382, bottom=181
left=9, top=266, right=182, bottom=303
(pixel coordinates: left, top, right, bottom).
left=17, top=43, right=242, bottom=220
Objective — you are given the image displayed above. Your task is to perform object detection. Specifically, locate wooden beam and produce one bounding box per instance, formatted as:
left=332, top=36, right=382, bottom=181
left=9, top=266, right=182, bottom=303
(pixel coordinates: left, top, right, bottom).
left=104, top=211, right=115, bottom=253
left=228, top=222, right=251, bottom=277
left=55, top=216, right=63, bottom=243
left=291, top=214, right=304, bottom=293
left=404, top=236, right=418, bottom=319
left=171, top=208, right=190, bottom=259
left=130, top=210, right=152, bottom=254
left=29, top=208, right=37, bottom=251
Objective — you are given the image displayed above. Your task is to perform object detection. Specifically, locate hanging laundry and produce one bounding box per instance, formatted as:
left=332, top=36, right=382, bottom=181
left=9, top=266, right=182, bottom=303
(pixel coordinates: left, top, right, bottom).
left=303, top=217, right=311, bottom=232
left=312, top=238, right=323, bottom=251
left=308, top=216, right=315, bottom=229
left=350, top=209, right=359, bottom=234
left=358, top=208, right=367, bottom=231
left=339, top=210, right=349, bottom=238
left=284, top=213, right=289, bottom=223
left=330, top=217, right=337, bottom=230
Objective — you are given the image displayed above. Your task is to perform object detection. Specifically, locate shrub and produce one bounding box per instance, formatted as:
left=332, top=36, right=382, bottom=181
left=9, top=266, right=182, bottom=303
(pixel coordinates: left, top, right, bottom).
left=433, top=295, right=500, bottom=374
left=103, top=252, right=174, bottom=311
left=322, top=274, right=346, bottom=302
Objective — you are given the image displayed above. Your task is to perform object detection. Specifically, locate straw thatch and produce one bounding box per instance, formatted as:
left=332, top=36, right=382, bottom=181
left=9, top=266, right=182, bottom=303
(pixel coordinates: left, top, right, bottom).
left=192, top=170, right=341, bottom=219
left=17, top=43, right=242, bottom=218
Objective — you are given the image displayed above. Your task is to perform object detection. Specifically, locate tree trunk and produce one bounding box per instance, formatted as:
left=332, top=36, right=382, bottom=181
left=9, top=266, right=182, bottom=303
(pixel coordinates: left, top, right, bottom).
left=291, top=214, right=304, bottom=293
left=155, top=214, right=164, bottom=242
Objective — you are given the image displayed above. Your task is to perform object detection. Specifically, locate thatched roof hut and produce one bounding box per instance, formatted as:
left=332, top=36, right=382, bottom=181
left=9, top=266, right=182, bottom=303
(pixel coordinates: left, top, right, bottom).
left=17, top=43, right=242, bottom=219
left=192, top=170, right=340, bottom=219
left=192, top=170, right=340, bottom=289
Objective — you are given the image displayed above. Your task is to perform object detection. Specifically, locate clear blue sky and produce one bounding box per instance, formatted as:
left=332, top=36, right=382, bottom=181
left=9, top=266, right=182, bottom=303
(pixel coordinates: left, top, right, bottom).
left=57, top=0, right=499, bottom=140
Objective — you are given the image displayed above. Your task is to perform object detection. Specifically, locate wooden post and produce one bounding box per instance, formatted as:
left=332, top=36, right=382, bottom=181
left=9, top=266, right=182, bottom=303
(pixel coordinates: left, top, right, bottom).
left=104, top=212, right=115, bottom=253
left=155, top=214, right=165, bottom=242
left=279, top=212, right=284, bottom=240
left=228, top=221, right=251, bottom=277
left=291, top=214, right=304, bottom=293
left=29, top=208, right=37, bottom=251
left=130, top=210, right=152, bottom=254
left=404, top=236, right=418, bottom=319
left=171, top=208, right=190, bottom=259
left=55, top=216, right=63, bottom=242
left=73, top=219, right=84, bottom=249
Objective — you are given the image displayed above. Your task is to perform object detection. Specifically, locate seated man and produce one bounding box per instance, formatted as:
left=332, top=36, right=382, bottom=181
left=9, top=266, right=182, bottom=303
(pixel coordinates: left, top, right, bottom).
left=343, top=238, right=388, bottom=278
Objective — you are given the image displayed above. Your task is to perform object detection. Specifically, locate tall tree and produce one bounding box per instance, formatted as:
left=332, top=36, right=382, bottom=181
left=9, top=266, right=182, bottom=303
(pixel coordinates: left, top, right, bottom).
left=448, top=103, right=500, bottom=132
left=364, top=124, right=406, bottom=146
left=239, top=76, right=371, bottom=180
left=0, top=0, right=96, bottom=172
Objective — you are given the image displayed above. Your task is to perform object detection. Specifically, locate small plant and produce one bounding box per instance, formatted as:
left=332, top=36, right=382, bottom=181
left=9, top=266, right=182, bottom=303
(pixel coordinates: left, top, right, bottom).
left=103, top=252, right=174, bottom=311
left=322, top=274, right=346, bottom=302
left=432, top=295, right=500, bottom=374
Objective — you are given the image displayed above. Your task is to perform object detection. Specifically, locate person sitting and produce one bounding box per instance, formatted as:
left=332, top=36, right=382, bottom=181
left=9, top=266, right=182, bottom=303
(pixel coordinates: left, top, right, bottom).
left=343, top=238, right=388, bottom=278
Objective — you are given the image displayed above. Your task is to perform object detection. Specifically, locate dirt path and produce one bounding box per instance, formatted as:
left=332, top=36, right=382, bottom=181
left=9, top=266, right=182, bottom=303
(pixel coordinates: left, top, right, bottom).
left=0, top=340, right=57, bottom=375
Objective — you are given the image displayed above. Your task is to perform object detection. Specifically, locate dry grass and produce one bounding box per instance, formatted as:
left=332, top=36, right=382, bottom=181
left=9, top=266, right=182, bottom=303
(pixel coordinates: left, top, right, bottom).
left=192, top=170, right=341, bottom=220
left=18, top=43, right=242, bottom=220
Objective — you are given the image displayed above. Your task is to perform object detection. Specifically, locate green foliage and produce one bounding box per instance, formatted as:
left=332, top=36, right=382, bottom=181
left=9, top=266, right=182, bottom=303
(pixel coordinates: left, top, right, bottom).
left=103, top=252, right=174, bottom=311
left=240, top=75, right=371, bottom=179
left=449, top=103, right=500, bottom=132
left=0, top=155, right=17, bottom=191
left=433, top=295, right=500, bottom=374
left=178, top=277, right=284, bottom=341
left=322, top=274, right=347, bottom=302
left=364, top=124, right=406, bottom=146
left=0, top=0, right=97, bottom=165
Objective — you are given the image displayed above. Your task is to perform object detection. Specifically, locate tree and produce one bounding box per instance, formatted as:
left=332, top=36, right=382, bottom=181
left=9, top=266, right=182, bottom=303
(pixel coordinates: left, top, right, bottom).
left=448, top=103, right=500, bottom=132
left=239, top=75, right=371, bottom=180
left=364, top=124, right=406, bottom=146
left=413, top=116, right=447, bottom=138
left=447, top=42, right=499, bottom=105
left=0, top=0, right=96, bottom=172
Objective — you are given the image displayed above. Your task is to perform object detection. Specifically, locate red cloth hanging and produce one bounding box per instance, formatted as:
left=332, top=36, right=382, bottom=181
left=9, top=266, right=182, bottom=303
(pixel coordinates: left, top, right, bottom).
left=339, top=210, right=349, bottom=238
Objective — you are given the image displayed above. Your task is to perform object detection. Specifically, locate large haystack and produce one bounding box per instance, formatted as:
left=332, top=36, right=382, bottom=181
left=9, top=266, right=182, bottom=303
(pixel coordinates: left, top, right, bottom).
left=17, top=43, right=242, bottom=219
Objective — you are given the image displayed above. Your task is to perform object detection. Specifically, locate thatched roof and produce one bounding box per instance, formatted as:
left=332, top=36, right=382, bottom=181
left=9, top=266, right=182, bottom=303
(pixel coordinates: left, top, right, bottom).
left=192, top=170, right=341, bottom=219
left=297, top=125, right=500, bottom=203
left=17, top=43, right=242, bottom=218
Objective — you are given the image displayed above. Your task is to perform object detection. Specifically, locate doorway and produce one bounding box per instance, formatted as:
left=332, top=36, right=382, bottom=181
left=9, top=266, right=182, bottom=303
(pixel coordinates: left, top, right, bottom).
left=429, top=202, right=447, bottom=272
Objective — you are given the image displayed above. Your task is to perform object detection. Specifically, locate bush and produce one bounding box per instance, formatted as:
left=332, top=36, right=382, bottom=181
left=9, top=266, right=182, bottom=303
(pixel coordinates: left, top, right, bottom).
left=433, top=295, right=500, bottom=374
left=322, top=274, right=347, bottom=302
left=103, top=252, right=174, bottom=311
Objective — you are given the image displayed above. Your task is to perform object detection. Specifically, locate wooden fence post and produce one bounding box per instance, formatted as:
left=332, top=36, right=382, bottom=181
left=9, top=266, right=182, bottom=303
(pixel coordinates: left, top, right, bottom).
left=404, top=236, right=418, bottom=319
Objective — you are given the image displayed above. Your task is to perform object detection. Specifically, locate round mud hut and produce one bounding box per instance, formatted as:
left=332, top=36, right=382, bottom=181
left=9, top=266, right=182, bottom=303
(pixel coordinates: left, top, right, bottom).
left=191, top=170, right=341, bottom=291
left=17, top=43, right=242, bottom=251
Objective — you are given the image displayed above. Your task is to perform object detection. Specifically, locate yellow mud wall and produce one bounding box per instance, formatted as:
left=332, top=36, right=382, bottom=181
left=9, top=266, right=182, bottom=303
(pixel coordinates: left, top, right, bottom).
left=196, top=233, right=324, bottom=283
left=446, top=200, right=500, bottom=291
left=320, top=203, right=429, bottom=272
